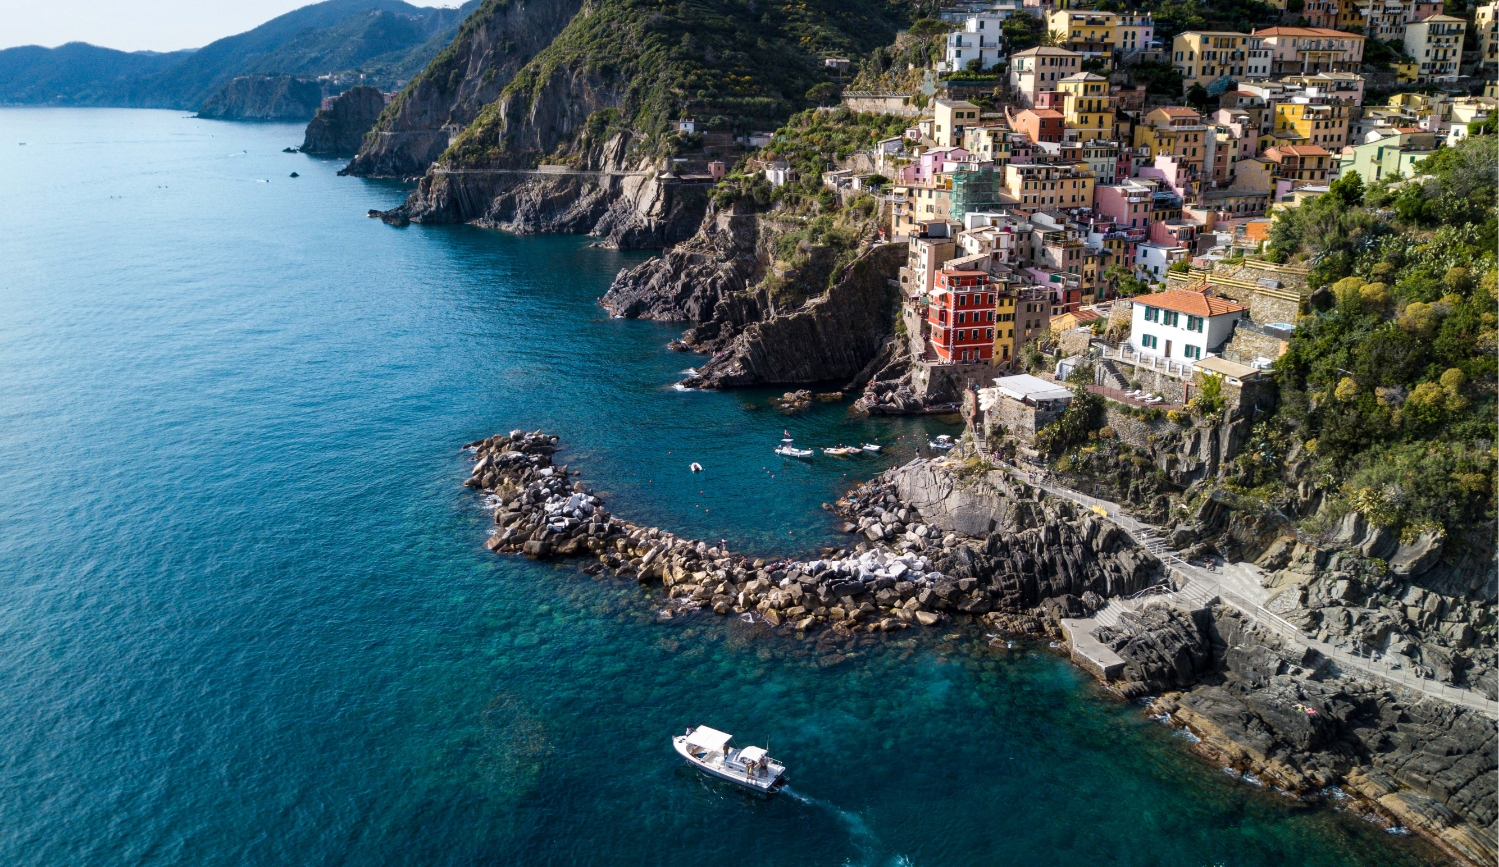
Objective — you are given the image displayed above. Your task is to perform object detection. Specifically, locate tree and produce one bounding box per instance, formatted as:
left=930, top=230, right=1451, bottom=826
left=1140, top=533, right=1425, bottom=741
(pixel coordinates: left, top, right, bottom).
left=965, top=58, right=985, bottom=73
left=1185, top=83, right=1211, bottom=110
left=1001, top=12, right=1047, bottom=51
left=1103, top=263, right=1149, bottom=297
left=1328, top=170, right=1363, bottom=208
left=805, top=82, right=842, bottom=107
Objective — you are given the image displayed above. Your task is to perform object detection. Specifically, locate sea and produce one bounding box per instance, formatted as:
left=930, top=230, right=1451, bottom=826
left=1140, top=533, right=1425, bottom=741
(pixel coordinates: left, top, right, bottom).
left=0, top=108, right=1447, bottom=866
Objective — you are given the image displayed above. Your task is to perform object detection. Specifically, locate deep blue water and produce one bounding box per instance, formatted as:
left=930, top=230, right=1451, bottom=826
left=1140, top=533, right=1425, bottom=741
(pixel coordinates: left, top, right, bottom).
left=0, top=108, right=1446, bottom=866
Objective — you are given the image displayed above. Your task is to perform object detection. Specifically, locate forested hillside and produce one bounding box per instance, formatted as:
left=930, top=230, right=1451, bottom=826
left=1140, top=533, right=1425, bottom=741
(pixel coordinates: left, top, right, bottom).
left=1249, top=136, right=1498, bottom=543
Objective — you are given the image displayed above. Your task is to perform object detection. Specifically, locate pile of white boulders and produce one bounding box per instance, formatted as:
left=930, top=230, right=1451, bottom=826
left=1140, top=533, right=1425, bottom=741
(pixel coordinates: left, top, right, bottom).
left=461, top=430, right=971, bottom=635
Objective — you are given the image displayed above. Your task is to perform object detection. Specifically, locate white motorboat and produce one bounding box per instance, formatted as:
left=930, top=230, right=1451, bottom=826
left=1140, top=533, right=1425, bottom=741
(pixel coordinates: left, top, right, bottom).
left=673, top=726, right=785, bottom=793
left=690, top=462, right=703, bottom=472
left=861, top=443, right=881, bottom=452
left=928, top=435, right=955, bottom=450
left=823, top=446, right=859, bottom=456
left=775, top=445, right=814, bottom=458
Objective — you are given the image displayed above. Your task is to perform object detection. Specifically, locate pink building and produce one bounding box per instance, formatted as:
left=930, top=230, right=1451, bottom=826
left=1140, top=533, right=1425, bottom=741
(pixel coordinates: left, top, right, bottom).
left=1149, top=219, right=1199, bottom=248
left=897, top=146, right=971, bottom=185
left=1093, top=181, right=1158, bottom=230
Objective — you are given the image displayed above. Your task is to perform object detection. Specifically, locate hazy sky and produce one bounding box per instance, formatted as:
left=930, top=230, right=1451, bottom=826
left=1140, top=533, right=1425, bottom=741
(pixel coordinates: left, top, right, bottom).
left=0, top=1, right=457, bottom=52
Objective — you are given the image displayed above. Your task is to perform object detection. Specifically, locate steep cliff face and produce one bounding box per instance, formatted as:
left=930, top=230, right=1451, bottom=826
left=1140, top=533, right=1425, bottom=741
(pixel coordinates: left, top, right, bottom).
left=301, top=86, right=388, bottom=154
left=364, top=0, right=909, bottom=244
left=197, top=74, right=321, bottom=120
left=343, top=0, right=584, bottom=178
left=670, top=243, right=902, bottom=389
left=603, top=203, right=766, bottom=320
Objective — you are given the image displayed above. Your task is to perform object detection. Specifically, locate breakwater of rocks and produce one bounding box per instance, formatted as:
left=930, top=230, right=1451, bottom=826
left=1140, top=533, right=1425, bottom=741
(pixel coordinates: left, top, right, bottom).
left=464, top=430, right=1157, bottom=637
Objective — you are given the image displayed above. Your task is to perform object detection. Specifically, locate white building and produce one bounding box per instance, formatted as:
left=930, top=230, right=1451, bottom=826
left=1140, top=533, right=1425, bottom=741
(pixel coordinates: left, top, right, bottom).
left=1128, top=289, right=1247, bottom=361
left=944, top=14, right=1009, bottom=72
left=1134, top=242, right=1188, bottom=282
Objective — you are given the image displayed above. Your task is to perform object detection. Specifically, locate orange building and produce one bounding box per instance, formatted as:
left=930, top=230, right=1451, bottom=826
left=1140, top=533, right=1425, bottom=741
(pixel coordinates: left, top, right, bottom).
left=929, top=270, right=998, bottom=364
left=1011, top=108, right=1066, bottom=144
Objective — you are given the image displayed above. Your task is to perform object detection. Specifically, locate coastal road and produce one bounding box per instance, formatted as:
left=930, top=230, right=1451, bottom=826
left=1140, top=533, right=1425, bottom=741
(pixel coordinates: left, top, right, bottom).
left=999, top=465, right=1499, bottom=720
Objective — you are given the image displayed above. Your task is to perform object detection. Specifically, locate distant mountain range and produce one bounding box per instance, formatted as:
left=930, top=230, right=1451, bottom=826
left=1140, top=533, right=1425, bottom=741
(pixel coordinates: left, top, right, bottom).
left=0, top=0, right=479, bottom=111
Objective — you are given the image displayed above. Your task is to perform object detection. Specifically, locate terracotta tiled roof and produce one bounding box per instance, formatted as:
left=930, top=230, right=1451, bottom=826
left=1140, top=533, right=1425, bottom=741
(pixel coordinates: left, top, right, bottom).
left=1254, top=26, right=1364, bottom=37
left=1136, top=289, right=1246, bottom=317
left=1023, top=109, right=1065, bottom=119
left=1277, top=145, right=1331, bottom=156
left=1155, top=107, right=1201, bottom=117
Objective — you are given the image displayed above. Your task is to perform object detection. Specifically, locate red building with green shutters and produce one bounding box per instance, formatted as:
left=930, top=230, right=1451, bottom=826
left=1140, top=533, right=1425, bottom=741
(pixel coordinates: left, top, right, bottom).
left=928, top=270, right=998, bottom=363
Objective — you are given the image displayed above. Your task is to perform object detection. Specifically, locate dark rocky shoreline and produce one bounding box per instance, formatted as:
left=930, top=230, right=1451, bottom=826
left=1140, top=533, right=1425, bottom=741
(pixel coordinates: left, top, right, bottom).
left=463, top=430, right=1495, bottom=865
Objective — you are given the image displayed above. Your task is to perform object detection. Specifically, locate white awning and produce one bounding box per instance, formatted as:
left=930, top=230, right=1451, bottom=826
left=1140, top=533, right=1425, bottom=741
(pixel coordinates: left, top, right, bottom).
left=739, top=746, right=768, bottom=762
left=686, top=726, right=732, bottom=752
left=993, top=374, right=1073, bottom=403
left=1192, top=355, right=1261, bottom=383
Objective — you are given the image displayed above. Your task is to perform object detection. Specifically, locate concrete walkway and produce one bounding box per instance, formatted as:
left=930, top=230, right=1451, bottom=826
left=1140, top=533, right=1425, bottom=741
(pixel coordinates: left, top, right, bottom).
left=999, top=464, right=1499, bottom=719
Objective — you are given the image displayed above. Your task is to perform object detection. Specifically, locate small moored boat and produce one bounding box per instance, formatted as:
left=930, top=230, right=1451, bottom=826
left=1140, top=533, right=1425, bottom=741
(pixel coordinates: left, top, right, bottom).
left=689, top=462, right=703, bottom=472
left=861, top=443, right=881, bottom=452
left=673, top=725, right=785, bottom=793
left=775, top=445, right=814, bottom=458
left=928, top=435, right=955, bottom=450
left=823, top=446, right=859, bottom=456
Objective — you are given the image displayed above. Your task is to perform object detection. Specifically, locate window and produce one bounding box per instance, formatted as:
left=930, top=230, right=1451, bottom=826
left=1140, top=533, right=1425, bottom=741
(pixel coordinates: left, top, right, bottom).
left=1164, top=310, right=1180, bottom=327
left=1187, top=314, right=1203, bottom=331
left=1140, top=334, right=1158, bottom=349
left=1144, top=306, right=1159, bottom=322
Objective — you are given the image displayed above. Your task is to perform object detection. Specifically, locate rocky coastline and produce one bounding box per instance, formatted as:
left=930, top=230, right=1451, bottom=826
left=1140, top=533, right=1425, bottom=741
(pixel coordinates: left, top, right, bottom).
left=464, top=429, right=1496, bottom=865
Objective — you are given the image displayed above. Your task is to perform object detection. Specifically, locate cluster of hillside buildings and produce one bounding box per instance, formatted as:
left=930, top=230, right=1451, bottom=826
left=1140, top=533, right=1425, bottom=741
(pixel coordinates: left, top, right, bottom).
left=814, top=2, right=1493, bottom=380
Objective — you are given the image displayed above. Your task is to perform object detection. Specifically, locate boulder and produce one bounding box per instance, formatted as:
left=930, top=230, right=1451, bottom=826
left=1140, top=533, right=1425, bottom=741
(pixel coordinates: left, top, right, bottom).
left=1389, top=530, right=1445, bottom=576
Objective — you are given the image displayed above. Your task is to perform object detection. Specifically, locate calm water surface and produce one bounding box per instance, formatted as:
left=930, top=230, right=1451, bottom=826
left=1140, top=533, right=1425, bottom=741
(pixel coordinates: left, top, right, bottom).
left=0, top=109, right=1445, bottom=866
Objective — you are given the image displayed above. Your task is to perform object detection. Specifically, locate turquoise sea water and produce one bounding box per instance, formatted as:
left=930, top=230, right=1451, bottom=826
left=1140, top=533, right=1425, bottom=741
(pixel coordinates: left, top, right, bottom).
left=0, top=108, right=1446, bottom=866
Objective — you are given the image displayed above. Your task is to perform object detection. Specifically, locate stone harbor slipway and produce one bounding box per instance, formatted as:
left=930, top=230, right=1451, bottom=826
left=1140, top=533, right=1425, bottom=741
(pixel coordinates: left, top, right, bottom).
left=465, top=429, right=1497, bottom=866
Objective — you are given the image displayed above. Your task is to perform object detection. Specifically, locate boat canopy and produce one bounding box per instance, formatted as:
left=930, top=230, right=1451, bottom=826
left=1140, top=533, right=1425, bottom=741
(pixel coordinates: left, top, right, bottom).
left=686, top=726, right=732, bottom=752
left=739, top=746, right=768, bottom=763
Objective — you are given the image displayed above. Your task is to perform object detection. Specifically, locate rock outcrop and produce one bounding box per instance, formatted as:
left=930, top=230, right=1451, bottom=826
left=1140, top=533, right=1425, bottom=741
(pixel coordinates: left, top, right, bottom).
left=387, top=155, right=709, bottom=248
left=1101, top=604, right=1498, bottom=866
left=300, top=86, right=387, bottom=154
left=602, top=203, right=765, bottom=321
left=343, top=0, right=585, bottom=178
left=197, top=74, right=321, bottom=120
left=669, top=242, right=903, bottom=389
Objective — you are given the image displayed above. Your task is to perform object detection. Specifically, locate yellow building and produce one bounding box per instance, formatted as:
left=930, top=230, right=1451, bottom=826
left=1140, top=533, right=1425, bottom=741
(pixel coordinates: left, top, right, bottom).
left=1171, top=31, right=1272, bottom=94
left=1273, top=99, right=1349, bottom=149
left=1056, top=72, right=1116, bottom=141
left=1047, top=10, right=1122, bottom=60
left=1132, top=106, right=1210, bottom=177
left=1002, top=162, right=1096, bottom=214
left=932, top=99, right=982, bottom=148
left=1405, top=15, right=1467, bottom=82
left=1479, top=3, right=1497, bottom=70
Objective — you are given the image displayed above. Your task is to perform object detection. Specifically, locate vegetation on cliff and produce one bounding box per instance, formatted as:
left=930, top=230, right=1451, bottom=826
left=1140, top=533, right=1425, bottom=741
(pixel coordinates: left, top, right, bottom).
left=709, top=108, right=907, bottom=305
left=1251, top=137, right=1498, bottom=539
left=442, top=0, right=913, bottom=168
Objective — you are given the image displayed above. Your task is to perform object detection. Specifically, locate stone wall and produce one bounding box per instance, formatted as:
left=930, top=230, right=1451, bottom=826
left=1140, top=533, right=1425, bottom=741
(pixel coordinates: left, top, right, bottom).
left=1220, top=321, right=1290, bottom=366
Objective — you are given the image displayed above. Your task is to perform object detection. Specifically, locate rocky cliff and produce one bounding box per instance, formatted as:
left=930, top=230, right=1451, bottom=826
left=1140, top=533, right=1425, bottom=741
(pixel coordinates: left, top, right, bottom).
left=671, top=242, right=903, bottom=389
left=301, top=86, right=388, bottom=154
left=1102, top=602, right=1497, bottom=866
left=197, top=74, right=322, bottom=120
left=342, top=0, right=583, bottom=178
left=600, top=202, right=765, bottom=321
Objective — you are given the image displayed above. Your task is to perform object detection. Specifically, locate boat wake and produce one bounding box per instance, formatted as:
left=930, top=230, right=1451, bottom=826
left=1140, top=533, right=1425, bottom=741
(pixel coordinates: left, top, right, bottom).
left=782, top=786, right=908, bottom=867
